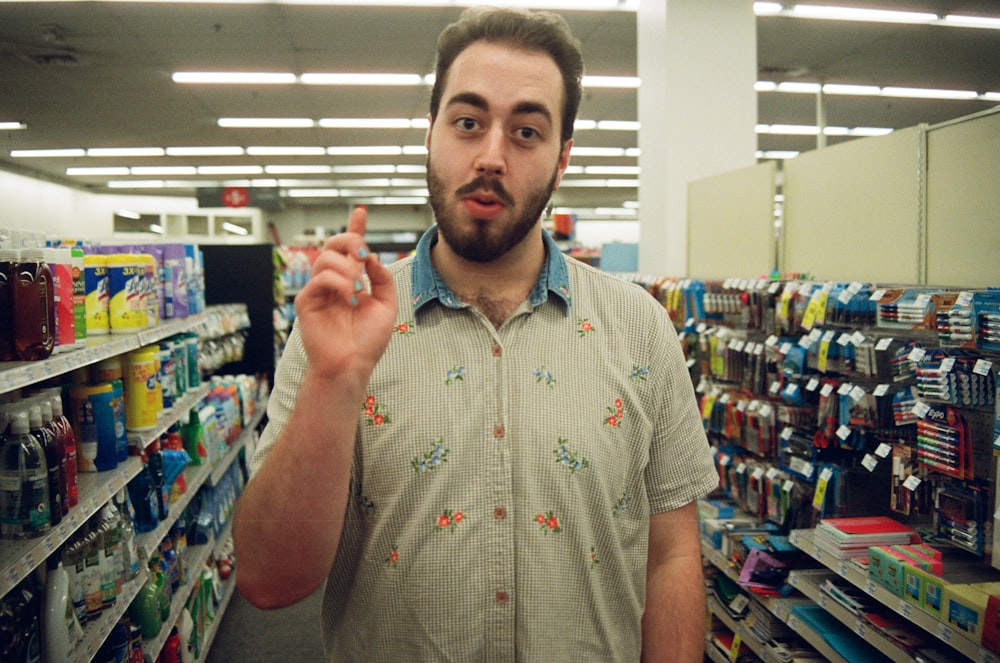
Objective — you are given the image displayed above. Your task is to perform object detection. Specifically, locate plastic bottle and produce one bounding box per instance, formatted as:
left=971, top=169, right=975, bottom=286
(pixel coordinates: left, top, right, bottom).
left=182, top=407, right=207, bottom=466
left=118, top=490, right=141, bottom=582
left=83, top=253, right=110, bottom=336
left=42, top=553, right=82, bottom=663
left=0, top=407, right=51, bottom=538
left=46, top=246, right=76, bottom=354
left=47, top=389, right=79, bottom=509
left=70, top=246, right=87, bottom=347
left=30, top=399, right=63, bottom=526
left=63, top=537, right=88, bottom=627
left=0, top=247, right=17, bottom=361
left=81, top=525, right=103, bottom=620
left=13, top=247, right=56, bottom=360
left=96, top=505, right=121, bottom=608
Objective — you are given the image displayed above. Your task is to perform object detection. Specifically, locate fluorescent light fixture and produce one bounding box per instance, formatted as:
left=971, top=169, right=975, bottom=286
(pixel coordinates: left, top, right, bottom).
left=582, top=76, right=640, bottom=89
left=353, top=197, right=428, bottom=205
left=984, top=92, right=1000, bottom=101
left=574, top=120, right=597, bottom=130
left=570, top=147, right=627, bottom=157
left=246, top=146, right=326, bottom=156
left=623, top=200, right=640, bottom=209
left=131, top=166, right=198, bottom=175
left=755, top=81, right=778, bottom=92
left=332, top=165, right=396, bottom=174
left=584, top=165, right=640, bottom=175
left=942, top=14, right=1000, bottom=29
left=148, top=224, right=165, bottom=234
left=789, top=5, right=937, bottom=25
left=301, top=73, right=423, bottom=86
left=335, top=178, right=391, bottom=187
left=197, top=165, right=264, bottom=175
left=222, top=222, right=249, bottom=236
left=593, top=207, right=637, bottom=216
left=251, top=179, right=278, bottom=187
left=166, top=146, right=244, bottom=156
left=822, top=83, right=881, bottom=96
left=390, top=178, right=425, bottom=187
left=328, top=146, right=403, bottom=156
left=218, top=117, right=315, bottom=128
left=821, top=126, right=850, bottom=135
left=318, top=118, right=414, bottom=129
left=563, top=165, right=585, bottom=175
left=12, top=148, right=86, bottom=158
left=396, top=164, right=426, bottom=174
left=881, top=86, right=978, bottom=100
left=753, top=2, right=783, bottom=14
left=605, top=179, right=639, bottom=188
left=265, top=165, right=333, bottom=174
left=0, top=121, right=27, bottom=130
left=173, top=72, right=296, bottom=84
left=402, top=145, right=428, bottom=155
left=559, top=179, right=617, bottom=188
left=88, top=147, right=165, bottom=157
left=756, top=150, right=800, bottom=160
left=848, top=127, right=893, bottom=136
left=108, top=180, right=165, bottom=188
left=776, top=82, right=821, bottom=94
left=67, top=166, right=130, bottom=176
left=760, top=124, right=821, bottom=135
left=114, top=209, right=141, bottom=220
left=596, top=120, right=640, bottom=131
left=624, top=148, right=641, bottom=157
left=287, top=189, right=341, bottom=198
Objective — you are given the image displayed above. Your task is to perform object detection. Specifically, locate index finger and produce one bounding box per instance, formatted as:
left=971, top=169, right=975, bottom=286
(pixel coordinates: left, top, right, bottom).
left=346, top=205, right=367, bottom=236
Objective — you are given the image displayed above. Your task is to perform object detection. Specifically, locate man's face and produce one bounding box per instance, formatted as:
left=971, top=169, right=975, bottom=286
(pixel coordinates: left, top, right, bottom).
left=426, top=41, right=573, bottom=263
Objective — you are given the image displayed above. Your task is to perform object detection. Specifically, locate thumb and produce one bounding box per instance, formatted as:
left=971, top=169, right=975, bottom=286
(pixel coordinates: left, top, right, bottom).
left=346, top=205, right=367, bottom=236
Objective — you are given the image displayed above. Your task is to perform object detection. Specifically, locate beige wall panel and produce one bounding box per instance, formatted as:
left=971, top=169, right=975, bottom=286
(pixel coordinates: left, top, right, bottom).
left=687, top=161, right=777, bottom=279
left=926, top=109, right=1000, bottom=288
left=783, top=127, right=922, bottom=283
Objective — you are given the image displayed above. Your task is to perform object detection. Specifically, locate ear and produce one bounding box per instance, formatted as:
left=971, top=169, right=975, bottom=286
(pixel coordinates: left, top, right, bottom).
left=552, top=138, right=573, bottom=190
left=424, top=113, right=434, bottom=151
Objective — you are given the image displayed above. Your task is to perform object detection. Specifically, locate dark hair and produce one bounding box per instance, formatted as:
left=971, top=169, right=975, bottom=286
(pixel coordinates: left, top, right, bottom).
left=430, top=6, right=584, bottom=144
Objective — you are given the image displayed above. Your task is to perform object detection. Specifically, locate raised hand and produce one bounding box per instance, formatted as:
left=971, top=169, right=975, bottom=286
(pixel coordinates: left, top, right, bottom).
left=293, top=206, right=398, bottom=380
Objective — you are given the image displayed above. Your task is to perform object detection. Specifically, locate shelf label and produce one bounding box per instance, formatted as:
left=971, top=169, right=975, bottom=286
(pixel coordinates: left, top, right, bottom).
left=875, top=442, right=892, bottom=458
left=875, top=337, right=894, bottom=351
left=861, top=454, right=878, bottom=472
left=865, top=579, right=877, bottom=595
left=903, top=475, right=922, bottom=491
left=898, top=599, right=912, bottom=618
left=937, top=622, right=953, bottom=643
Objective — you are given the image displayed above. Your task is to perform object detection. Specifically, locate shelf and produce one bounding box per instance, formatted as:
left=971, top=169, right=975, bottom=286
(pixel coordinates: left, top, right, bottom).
left=69, top=569, right=148, bottom=663
left=0, top=456, right=143, bottom=597
left=0, top=314, right=207, bottom=397
left=706, top=594, right=769, bottom=660
left=789, top=528, right=1000, bottom=663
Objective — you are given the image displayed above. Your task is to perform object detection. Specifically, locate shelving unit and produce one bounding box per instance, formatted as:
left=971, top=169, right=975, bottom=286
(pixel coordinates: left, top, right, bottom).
left=790, top=528, right=1000, bottom=663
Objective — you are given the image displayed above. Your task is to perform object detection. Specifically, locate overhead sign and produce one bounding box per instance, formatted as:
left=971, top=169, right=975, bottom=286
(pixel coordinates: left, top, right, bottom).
left=197, top=187, right=283, bottom=211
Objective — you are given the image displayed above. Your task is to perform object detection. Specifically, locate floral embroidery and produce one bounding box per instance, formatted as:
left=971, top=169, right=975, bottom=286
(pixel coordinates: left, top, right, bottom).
left=533, top=366, right=556, bottom=388
left=554, top=439, right=588, bottom=474
left=395, top=321, right=415, bottom=335
left=445, top=365, right=465, bottom=386
left=605, top=398, right=624, bottom=428
left=577, top=318, right=595, bottom=337
left=412, top=439, right=449, bottom=473
left=589, top=546, right=600, bottom=570
left=613, top=490, right=629, bottom=518
left=629, top=365, right=649, bottom=381
left=535, top=511, right=562, bottom=534
left=386, top=547, right=399, bottom=567
left=435, top=509, right=464, bottom=533
left=362, top=395, right=391, bottom=426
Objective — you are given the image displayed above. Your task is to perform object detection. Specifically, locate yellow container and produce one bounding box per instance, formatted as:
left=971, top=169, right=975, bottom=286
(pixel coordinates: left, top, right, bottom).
left=83, top=254, right=109, bottom=336
left=107, top=253, right=147, bottom=334
left=123, top=347, right=161, bottom=431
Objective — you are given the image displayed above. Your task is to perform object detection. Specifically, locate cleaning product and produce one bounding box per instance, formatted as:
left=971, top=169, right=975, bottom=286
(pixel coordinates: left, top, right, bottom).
left=42, top=552, right=82, bottom=663
left=0, top=407, right=51, bottom=538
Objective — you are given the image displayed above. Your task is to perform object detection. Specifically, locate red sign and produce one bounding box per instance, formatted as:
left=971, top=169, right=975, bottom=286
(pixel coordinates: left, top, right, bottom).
left=222, top=186, right=250, bottom=208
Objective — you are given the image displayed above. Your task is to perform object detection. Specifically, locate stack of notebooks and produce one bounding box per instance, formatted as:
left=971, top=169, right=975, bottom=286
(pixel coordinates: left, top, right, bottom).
left=813, top=516, right=919, bottom=560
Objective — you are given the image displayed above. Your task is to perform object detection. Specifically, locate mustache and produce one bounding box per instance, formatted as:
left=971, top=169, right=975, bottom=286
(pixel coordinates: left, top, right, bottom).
left=455, top=176, right=515, bottom=207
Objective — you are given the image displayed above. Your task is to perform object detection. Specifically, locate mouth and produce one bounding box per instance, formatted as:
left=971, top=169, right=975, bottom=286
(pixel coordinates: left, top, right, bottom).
left=461, top=193, right=506, bottom=219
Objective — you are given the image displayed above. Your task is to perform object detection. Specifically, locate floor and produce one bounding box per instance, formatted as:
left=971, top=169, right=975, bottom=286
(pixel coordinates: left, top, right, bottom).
left=204, top=584, right=326, bottom=663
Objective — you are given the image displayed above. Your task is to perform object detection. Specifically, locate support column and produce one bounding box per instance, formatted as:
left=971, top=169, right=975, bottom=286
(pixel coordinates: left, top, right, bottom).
left=637, top=0, right=758, bottom=276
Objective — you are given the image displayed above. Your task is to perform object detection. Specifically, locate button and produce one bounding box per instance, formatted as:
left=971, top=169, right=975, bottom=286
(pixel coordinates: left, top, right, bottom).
left=493, top=424, right=505, bottom=439
left=495, top=591, right=509, bottom=604
left=491, top=344, right=502, bottom=357
left=494, top=506, right=506, bottom=520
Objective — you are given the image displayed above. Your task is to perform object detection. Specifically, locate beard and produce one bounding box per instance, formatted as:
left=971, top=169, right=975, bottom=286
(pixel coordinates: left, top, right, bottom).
left=427, top=156, right=559, bottom=264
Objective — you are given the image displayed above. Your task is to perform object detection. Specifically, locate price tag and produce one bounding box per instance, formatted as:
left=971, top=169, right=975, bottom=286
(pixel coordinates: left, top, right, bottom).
left=838, top=382, right=854, bottom=396
left=862, top=454, right=878, bottom=472
left=873, top=383, right=890, bottom=397
left=854, top=620, right=866, bottom=637
left=729, top=634, right=742, bottom=661
left=937, top=622, right=953, bottom=642
left=696, top=322, right=707, bottom=333
left=837, top=289, right=854, bottom=305
left=850, top=385, right=867, bottom=403
left=770, top=380, right=782, bottom=395
left=909, top=346, right=926, bottom=362
left=781, top=427, right=795, bottom=440
left=806, top=377, right=820, bottom=392
left=758, top=403, right=773, bottom=419
left=817, top=341, right=830, bottom=373
left=865, top=579, right=877, bottom=595
left=765, top=335, right=779, bottom=348
left=820, top=382, right=834, bottom=397
left=752, top=467, right=765, bottom=480
left=765, top=467, right=779, bottom=480
left=912, top=401, right=931, bottom=419
left=837, top=561, right=849, bottom=577
left=940, top=357, right=956, bottom=374
left=736, top=462, right=747, bottom=474
left=875, top=442, right=892, bottom=458
left=783, top=479, right=795, bottom=493
left=719, top=454, right=731, bottom=467
left=974, top=359, right=993, bottom=376
left=875, top=337, right=894, bottom=351
left=898, top=600, right=912, bottom=617
left=788, top=615, right=799, bottom=630
left=903, top=475, right=922, bottom=491
left=781, top=341, right=794, bottom=355
left=836, top=332, right=852, bottom=347
left=768, top=281, right=782, bottom=294
left=819, top=594, right=828, bottom=608
left=837, top=424, right=853, bottom=441
left=851, top=330, right=866, bottom=346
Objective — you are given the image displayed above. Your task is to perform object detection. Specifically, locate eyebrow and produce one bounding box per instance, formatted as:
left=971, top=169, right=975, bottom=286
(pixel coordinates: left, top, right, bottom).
left=445, top=92, right=554, bottom=126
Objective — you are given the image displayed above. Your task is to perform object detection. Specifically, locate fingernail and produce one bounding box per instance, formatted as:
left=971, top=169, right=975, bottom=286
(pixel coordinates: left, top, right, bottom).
left=354, top=279, right=363, bottom=293
left=350, top=295, right=358, bottom=306
left=358, top=204, right=368, bottom=211
left=358, top=247, right=370, bottom=259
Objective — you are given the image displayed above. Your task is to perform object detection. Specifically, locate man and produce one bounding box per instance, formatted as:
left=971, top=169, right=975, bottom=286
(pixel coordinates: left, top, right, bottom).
left=234, top=7, right=718, bottom=662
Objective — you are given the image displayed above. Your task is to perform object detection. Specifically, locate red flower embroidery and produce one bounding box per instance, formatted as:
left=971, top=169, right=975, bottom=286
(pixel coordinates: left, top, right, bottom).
left=365, top=395, right=377, bottom=408
left=373, top=413, right=385, bottom=426
left=614, top=398, right=623, bottom=410
left=536, top=513, right=546, bottom=526
left=453, top=511, right=464, bottom=524
left=547, top=516, right=559, bottom=530
left=397, top=323, right=410, bottom=333
left=607, top=415, right=620, bottom=427
left=438, top=514, right=451, bottom=528
left=535, top=511, right=562, bottom=534
left=435, top=509, right=463, bottom=533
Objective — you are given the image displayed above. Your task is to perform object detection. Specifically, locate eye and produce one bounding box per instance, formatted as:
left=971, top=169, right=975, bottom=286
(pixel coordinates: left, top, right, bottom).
left=515, top=126, right=540, bottom=141
left=455, top=117, right=480, bottom=132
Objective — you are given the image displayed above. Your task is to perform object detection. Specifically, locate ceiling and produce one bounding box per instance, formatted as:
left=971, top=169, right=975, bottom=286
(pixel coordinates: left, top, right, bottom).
left=1, top=0, right=998, bottom=215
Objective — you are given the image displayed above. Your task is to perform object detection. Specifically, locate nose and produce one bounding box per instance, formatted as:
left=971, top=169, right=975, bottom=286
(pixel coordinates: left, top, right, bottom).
left=474, top=127, right=506, bottom=177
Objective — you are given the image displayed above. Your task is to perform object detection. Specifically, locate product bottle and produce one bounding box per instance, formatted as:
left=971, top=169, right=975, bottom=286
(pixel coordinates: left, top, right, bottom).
left=13, top=247, right=56, bottom=360
left=70, top=246, right=87, bottom=347
left=0, top=247, right=17, bottom=361
left=182, top=408, right=207, bottom=466
left=0, top=407, right=51, bottom=538
left=63, top=536, right=88, bottom=627
left=48, top=389, right=79, bottom=508
left=96, top=505, right=120, bottom=608
left=46, top=246, right=76, bottom=354
left=118, top=490, right=142, bottom=581
left=81, top=525, right=103, bottom=620
left=28, top=400, right=66, bottom=525
left=42, top=552, right=82, bottom=663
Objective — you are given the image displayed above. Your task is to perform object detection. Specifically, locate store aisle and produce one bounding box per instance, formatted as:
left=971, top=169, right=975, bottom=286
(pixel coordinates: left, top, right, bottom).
left=206, top=584, right=325, bottom=662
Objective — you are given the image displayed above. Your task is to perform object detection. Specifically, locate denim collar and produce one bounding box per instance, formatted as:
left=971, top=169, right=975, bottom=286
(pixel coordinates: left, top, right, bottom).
left=410, top=225, right=572, bottom=314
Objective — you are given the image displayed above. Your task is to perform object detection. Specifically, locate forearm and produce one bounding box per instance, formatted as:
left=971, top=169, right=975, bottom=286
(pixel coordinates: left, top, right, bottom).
left=233, top=369, right=367, bottom=609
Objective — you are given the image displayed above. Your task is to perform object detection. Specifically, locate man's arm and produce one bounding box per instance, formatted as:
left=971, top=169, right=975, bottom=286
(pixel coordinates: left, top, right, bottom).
left=233, top=207, right=397, bottom=610
left=641, top=501, right=706, bottom=663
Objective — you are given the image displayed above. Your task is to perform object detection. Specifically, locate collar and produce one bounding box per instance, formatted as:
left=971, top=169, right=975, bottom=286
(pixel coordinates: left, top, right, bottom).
left=410, top=225, right=572, bottom=314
